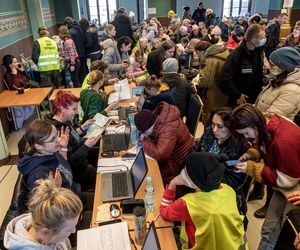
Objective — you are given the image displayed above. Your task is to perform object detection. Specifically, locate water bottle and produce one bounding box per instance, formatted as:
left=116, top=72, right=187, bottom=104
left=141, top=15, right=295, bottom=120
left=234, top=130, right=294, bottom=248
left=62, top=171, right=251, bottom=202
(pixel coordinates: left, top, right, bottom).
left=133, top=206, right=146, bottom=245
left=145, top=176, right=154, bottom=212
left=136, top=139, right=142, bottom=154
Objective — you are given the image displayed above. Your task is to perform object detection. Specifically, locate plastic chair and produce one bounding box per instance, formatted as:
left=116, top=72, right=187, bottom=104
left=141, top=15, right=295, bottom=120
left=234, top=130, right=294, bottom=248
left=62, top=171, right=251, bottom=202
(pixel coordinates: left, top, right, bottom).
left=185, top=94, right=203, bottom=138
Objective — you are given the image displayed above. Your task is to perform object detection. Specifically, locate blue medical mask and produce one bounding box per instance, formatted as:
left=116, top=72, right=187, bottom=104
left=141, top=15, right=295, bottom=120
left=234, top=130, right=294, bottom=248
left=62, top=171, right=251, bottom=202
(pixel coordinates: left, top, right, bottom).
left=270, top=69, right=280, bottom=76
left=255, top=37, right=266, bottom=48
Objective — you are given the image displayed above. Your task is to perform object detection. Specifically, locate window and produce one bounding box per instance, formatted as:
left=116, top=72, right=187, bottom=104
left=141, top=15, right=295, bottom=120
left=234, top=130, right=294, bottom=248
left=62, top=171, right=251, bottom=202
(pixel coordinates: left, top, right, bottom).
left=222, top=0, right=251, bottom=17
left=88, top=0, right=117, bottom=25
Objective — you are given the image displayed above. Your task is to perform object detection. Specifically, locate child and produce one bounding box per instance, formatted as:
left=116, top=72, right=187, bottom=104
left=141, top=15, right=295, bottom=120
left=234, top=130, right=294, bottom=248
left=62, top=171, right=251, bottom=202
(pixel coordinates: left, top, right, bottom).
left=129, top=50, right=148, bottom=77
left=160, top=152, right=247, bottom=250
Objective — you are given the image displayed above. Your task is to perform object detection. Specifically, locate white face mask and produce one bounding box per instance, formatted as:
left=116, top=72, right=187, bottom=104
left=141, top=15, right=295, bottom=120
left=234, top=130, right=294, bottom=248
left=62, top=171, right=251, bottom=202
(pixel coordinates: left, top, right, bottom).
left=270, top=69, right=280, bottom=76
left=255, top=37, right=266, bottom=47
left=293, top=30, right=300, bottom=38
left=179, top=168, right=198, bottom=189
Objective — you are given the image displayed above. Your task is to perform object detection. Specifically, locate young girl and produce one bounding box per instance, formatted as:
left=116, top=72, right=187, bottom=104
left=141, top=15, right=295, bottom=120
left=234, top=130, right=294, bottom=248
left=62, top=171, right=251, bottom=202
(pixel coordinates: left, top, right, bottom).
left=4, top=179, right=83, bottom=249
left=129, top=50, right=148, bottom=77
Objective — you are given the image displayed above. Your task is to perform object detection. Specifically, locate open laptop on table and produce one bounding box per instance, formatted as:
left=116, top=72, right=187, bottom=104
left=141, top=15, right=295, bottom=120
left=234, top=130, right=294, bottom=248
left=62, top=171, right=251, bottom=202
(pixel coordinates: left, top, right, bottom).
left=102, top=124, right=131, bottom=152
left=118, top=107, right=132, bottom=120
left=142, top=221, right=161, bottom=250
left=101, top=148, right=148, bottom=202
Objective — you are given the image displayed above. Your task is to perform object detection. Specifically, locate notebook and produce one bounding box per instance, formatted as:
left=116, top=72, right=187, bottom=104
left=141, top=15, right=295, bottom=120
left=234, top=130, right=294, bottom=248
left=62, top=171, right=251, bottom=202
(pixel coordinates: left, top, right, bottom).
left=102, top=124, right=131, bottom=152
left=101, top=148, right=148, bottom=202
left=142, top=221, right=161, bottom=250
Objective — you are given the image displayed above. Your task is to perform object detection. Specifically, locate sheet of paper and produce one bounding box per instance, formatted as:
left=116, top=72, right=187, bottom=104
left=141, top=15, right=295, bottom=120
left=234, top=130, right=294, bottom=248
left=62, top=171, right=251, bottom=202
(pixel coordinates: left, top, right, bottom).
left=108, top=91, right=120, bottom=104
left=96, top=203, right=111, bottom=223
left=97, top=157, right=134, bottom=173
left=116, top=79, right=131, bottom=100
left=127, top=146, right=155, bottom=160
left=84, top=113, right=109, bottom=139
left=77, top=221, right=131, bottom=250
left=105, top=125, right=126, bottom=134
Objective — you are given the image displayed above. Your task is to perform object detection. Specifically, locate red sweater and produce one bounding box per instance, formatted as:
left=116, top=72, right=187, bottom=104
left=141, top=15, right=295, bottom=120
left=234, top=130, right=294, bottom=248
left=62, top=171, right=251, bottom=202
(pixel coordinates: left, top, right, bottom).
left=261, top=116, right=300, bottom=189
left=4, top=70, right=29, bottom=89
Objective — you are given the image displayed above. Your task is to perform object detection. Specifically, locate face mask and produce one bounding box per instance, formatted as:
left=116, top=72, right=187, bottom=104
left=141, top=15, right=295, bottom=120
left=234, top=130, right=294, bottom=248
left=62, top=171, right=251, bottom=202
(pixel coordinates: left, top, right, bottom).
left=179, top=169, right=198, bottom=189
left=270, top=69, right=279, bottom=76
left=293, top=30, right=300, bottom=38
left=255, top=37, right=266, bottom=47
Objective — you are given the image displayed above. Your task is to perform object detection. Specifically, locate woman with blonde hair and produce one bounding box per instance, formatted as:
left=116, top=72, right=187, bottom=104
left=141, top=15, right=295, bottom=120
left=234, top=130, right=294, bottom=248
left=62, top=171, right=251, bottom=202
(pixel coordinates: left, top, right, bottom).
left=80, top=70, right=118, bottom=122
left=4, top=179, right=83, bottom=249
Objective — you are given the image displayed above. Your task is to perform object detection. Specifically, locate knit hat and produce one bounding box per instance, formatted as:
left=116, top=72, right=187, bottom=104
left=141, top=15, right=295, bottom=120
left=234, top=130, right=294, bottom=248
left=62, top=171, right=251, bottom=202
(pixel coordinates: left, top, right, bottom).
left=134, top=109, right=157, bottom=133
left=162, top=58, right=179, bottom=73
left=211, top=26, right=221, bottom=35
left=234, top=25, right=244, bottom=36
left=180, top=26, right=188, bottom=34
left=269, top=47, right=300, bottom=73
left=185, top=152, right=227, bottom=192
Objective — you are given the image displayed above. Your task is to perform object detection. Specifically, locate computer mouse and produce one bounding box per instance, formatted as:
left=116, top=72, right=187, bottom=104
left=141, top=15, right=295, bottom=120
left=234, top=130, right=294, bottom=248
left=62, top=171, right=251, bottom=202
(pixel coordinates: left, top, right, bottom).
left=110, top=204, right=121, bottom=218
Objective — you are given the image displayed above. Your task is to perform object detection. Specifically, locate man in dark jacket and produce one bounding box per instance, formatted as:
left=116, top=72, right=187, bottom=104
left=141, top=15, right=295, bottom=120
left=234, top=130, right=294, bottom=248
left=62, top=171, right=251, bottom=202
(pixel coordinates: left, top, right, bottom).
left=112, top=8, right=133, bottom=40
left=160, top=58, right=196, bottom=117
left=64, top=17, right=88, bottom=83
left=192, top=2, right=206, bottom=24
left=265, top=13, right=288, bottom=59
left=220, top=24, right=265, bottom=107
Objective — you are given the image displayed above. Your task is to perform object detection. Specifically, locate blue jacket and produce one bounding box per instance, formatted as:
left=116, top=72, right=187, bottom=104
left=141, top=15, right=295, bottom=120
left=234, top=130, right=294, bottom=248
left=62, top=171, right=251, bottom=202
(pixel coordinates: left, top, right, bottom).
left=142, top=91, right=176, bottom=111
left=17, top=152, right=80, bottom=194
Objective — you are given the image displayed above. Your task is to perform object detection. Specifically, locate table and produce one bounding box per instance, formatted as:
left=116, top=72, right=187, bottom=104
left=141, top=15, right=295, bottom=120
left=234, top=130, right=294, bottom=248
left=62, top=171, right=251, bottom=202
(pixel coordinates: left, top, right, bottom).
left=0, top=87, right=52, bottom=130
left=49, top=88, right=81, bottom=101
left=129, top=227, right=177, bottom=250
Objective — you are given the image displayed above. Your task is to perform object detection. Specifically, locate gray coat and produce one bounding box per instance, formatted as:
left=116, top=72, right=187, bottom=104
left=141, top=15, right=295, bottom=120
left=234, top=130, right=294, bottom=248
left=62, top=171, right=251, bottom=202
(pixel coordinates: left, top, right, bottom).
left=102, top=41, right=129, bottom=77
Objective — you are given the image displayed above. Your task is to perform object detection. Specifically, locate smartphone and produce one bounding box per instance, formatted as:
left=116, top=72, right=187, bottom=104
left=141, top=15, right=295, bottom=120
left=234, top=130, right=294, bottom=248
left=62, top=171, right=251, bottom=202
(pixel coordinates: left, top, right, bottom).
left=225, top=160, right=242, bottom=167
left=122, top=153, right=136, bottom=158
left=123, top=60, right=128, bottom=64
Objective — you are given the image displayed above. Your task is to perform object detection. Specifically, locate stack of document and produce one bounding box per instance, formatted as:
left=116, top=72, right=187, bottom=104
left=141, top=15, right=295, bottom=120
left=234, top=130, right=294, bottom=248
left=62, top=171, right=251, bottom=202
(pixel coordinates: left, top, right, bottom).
left=108, top=79, right=131, bottom=104
left=97, top=158, right=134, bottom=173
left=77, top=221, right=131, bottom=250
left=84, top=113, right=110, bottom=138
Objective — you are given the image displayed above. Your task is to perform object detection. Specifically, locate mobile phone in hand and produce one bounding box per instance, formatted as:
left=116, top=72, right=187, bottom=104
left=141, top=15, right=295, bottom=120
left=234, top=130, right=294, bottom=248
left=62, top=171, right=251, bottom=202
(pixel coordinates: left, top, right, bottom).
left=225, top=160, right=242, bottom=167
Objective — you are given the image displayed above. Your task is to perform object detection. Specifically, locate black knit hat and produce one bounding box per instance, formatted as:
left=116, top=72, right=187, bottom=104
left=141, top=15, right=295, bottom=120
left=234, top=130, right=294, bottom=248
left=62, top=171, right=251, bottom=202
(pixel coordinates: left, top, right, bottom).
left=185, top=152, right=227, bottom=192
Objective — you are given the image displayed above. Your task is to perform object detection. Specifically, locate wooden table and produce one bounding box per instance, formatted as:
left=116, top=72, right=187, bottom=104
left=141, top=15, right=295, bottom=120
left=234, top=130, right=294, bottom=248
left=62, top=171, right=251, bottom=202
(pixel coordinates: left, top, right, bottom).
left=0, top=87, right=52, bottom=130
left=129, top=227, right=177, bottom=250
left=49, top=88, right=81, bottom=101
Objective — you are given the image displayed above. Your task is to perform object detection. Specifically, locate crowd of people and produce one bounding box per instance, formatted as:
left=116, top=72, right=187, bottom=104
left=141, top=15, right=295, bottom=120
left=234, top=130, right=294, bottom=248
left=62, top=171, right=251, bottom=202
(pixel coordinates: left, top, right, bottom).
left=2, top=2, right=300, bottom=250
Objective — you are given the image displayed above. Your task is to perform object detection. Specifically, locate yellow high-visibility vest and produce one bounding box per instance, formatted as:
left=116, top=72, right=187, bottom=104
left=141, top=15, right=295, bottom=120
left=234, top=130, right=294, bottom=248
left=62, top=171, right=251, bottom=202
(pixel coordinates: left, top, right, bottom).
left=37, top=37, right=60, bottom=72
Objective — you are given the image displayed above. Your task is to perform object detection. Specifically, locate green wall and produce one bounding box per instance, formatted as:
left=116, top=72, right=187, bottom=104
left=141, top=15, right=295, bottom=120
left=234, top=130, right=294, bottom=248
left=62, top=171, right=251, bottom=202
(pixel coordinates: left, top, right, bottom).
left=148, top=0, right=172, bottom=17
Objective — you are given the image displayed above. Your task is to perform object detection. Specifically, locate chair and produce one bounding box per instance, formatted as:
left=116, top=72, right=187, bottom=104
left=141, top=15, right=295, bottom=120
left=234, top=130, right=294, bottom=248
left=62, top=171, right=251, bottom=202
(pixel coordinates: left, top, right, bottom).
left=185, top=95, right=203, bottom=138
left=2, top=79, right=11, bottom=90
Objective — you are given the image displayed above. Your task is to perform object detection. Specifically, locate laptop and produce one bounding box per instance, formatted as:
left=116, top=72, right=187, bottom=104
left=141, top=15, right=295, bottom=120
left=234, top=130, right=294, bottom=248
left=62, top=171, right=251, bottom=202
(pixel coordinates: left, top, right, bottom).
left=101, top=148, right=148, bottom=202
left=102, top=124, right=131, bottom=152
left=118, top=107, right=131, bottom=120
left=142, top=221, right=161, bottom=250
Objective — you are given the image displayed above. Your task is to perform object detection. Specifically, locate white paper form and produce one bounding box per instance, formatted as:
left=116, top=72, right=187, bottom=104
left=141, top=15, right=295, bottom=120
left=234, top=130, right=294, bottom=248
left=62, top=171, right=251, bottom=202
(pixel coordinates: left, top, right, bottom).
left=97, top=158, right=134, bottom=173
left=77, top=221, right=131, bottom=250
left=108, top=91, right=120, bottom=104
left=115, top=79, right=131, bottom=100
left=84, top=113, right=110, bottom=138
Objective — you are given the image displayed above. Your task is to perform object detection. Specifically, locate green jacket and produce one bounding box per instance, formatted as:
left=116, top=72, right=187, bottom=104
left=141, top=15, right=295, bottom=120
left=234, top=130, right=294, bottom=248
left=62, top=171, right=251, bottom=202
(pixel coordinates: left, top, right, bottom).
left=80, top=89, right=107, bottom=122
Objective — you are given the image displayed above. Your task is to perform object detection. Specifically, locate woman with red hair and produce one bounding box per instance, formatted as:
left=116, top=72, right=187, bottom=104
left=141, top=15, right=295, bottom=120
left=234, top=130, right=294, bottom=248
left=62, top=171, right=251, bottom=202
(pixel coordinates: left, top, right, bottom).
left=45, top=90, right=99, bottom=190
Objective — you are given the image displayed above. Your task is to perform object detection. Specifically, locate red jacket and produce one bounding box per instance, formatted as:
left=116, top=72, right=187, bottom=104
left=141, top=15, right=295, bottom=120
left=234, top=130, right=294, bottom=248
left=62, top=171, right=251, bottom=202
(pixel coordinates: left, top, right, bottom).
left=142, top=102, right=194, bottom=184
left=261, top=116, right=300, bottom=190
left=226, top=36, right=240, bottom=49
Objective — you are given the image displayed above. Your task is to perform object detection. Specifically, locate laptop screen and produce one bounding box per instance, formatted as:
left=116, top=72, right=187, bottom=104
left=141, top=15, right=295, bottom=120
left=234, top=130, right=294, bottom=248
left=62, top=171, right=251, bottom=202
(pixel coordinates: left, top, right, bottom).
left=131, top=148, right=148, bottom=195
left=142, top=222, right=161, bottom=250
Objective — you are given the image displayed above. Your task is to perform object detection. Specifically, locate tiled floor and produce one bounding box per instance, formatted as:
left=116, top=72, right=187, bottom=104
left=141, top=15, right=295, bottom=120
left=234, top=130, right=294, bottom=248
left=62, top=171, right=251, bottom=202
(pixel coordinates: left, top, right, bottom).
left=0, top=122, right=264, bottom=249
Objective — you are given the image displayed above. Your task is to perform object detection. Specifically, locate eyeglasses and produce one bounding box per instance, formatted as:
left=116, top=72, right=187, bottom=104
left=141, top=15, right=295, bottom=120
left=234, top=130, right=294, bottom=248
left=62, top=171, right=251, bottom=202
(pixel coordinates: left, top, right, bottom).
left=43, top=135, right=59, bottom=144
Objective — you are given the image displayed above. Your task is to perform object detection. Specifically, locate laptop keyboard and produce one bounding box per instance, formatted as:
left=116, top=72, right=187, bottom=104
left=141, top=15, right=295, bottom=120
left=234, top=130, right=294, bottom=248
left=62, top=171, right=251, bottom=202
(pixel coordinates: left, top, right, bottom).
left=112, top=172, right=129, bottom=197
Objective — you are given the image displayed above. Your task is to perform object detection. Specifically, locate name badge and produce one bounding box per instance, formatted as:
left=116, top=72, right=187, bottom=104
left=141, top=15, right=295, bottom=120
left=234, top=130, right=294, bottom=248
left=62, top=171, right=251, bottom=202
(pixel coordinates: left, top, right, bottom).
left=242, top=68, right=253, bottom=74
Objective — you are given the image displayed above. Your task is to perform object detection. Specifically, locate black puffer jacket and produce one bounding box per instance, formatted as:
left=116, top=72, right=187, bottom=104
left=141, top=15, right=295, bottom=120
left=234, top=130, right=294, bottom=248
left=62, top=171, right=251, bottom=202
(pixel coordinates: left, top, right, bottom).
left=85, top=26, right=100, bottom=54
left=68, top=22, right=86, bottom=57
left=160, top=73, right=196, bottom=117
left=220, top=40, right=264, bottom=106
left=112, top=14, right=133, bottom=40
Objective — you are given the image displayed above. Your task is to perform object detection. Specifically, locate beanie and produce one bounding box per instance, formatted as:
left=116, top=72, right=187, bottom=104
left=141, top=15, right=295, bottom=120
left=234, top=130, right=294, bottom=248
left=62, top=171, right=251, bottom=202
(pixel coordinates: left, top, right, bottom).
left=134, top=109, right=157, bottom=133
left=185, top=152, right=227, bottom=192
left=234, top=25, right=244, bottom=36
left=163, top=58, right=179, bottom=73
left=211, top=26, right=221, bottom=35
left=270, top=47, right=300, bottom=73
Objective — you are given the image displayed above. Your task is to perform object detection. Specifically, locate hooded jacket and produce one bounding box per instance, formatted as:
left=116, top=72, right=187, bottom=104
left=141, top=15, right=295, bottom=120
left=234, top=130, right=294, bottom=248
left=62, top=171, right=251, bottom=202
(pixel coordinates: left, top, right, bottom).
left=142, top=102, right=194, bottom=184
left=112, top=14, right=133, bottom=40
left=197, top=45, right=229, bottom=113
left=255, top=68, right=300, bottom=120
left=102, top=41, right=129, bottom=77
left=84, top=26, right=100, bottom=54
left=220, top=40, right=264, bottom=106
left=160, top=73, right=195, bottom=117
left=4, top=213, right=71, bottom=250
left=68, top=22, right=86, bottom=58
left=17, top=152, right=80, bottom=194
